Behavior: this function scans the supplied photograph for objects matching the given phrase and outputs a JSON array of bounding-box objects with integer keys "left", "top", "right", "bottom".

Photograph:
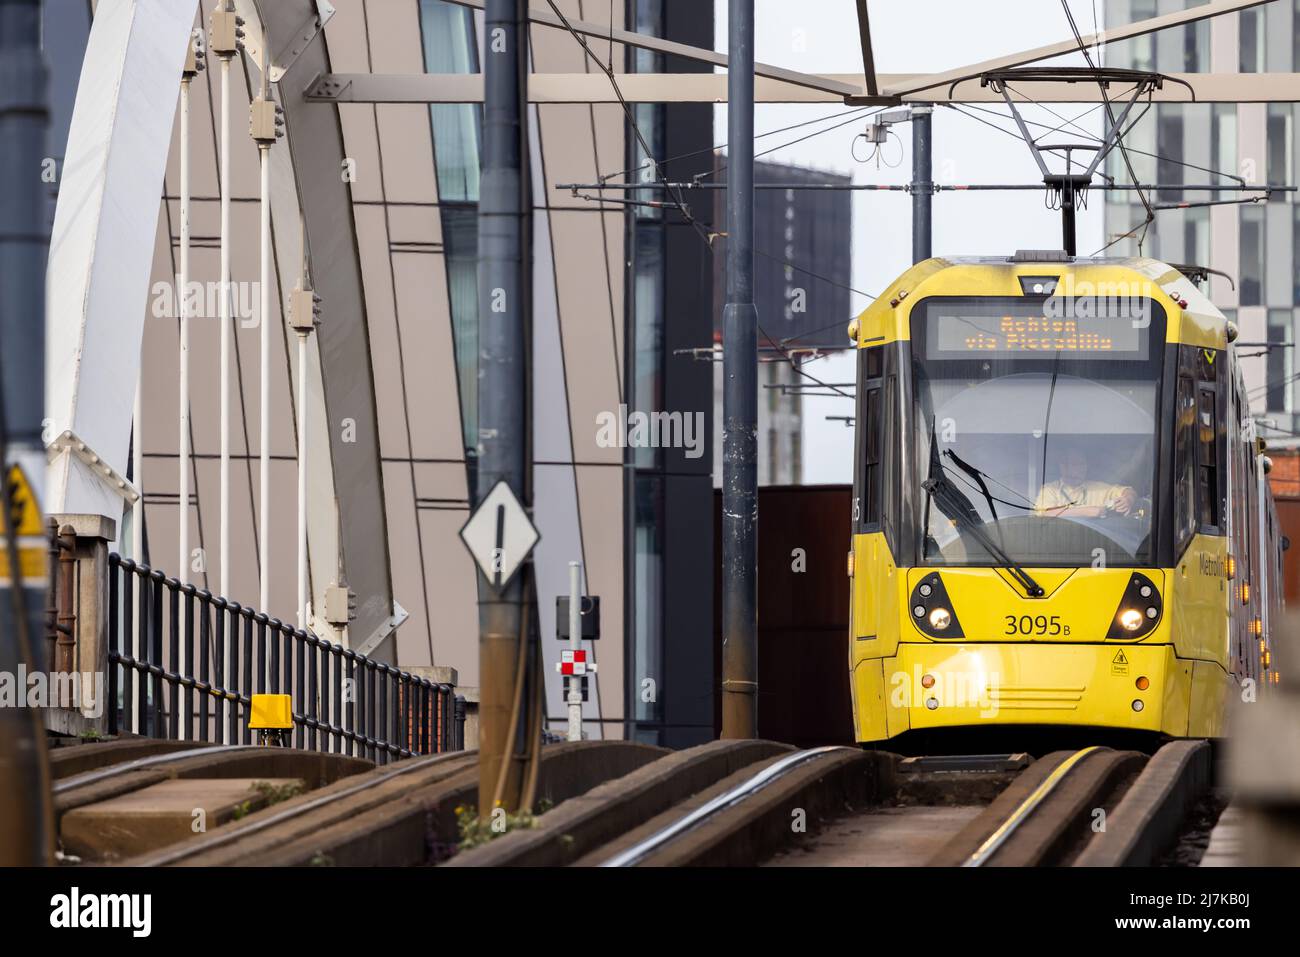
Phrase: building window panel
[
  {"left": 1267, "top": 310, "right": 1294, "bottom": 414},
  {"left": 443, "top": 207, "right": 480, "bottom": 456},
  {"left": 632, "top": 473, "right": 663, "bottom": 724},
  {"left": 1156, "top": 107, "right": 1185, "bottom": 203},
  {"left": 1241, "top": 205, "right": 1265, "bottom": 306},
  {"left": 1293, "top": 205, "right": 1300, "bottom": 303},
  {"left": 421, "top": 0, "right": 481, "bottom": 202},
  {"left": 420, "top": 1, "right": 483, "bottom": 461},
  {"left": 1184, "top": 206, "right": 1209, "bottom": 268},
  {"left": 1211, "top": 104, "right": 1237, "bottom": 183},
  {"left": 632, "top": 224, "right": 664, "bottom": 469},
  {"left": 1267, "top": 104, "right": 1293, "bottom": 200},
  {"left": 1241, "top": 7, "right": 1265, "bottom": 72}
]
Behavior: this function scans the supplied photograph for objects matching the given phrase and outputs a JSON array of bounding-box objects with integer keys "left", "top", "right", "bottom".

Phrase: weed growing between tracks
[
  {"left": 455, "top": 799, "right": 553, "bottom": 850},
  {"left": 232, "top": 781, "right": 306, "bottom": 821}
]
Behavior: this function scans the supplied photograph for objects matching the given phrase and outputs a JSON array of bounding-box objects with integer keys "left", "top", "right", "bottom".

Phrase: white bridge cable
[
  {"left": 219, "top": 52, "right": 232, "bottom": 600},
  {"left": 179, "top": 70, "right": 192, "bottom": 588},
  {"left": 257, "top": 59, "right": 272, "bottom": 613}
]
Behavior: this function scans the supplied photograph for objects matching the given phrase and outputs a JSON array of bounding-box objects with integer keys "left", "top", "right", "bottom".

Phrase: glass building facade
[
  {"left": 1104, "top": 1, "right": 1299, "bottom": 434},
  {"left": 420, "top": 0, "right": 482, "bottom": 467}
]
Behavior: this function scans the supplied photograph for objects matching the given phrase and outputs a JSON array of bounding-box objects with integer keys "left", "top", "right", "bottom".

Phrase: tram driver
[{"left": 1034, "top": 447, "right": 1137, "bottom": 518}]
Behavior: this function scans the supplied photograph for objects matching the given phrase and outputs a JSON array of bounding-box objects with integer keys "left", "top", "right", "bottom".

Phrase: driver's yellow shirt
[{"left": 1034, "top": 479, "right": 1132, "bottom": 513}]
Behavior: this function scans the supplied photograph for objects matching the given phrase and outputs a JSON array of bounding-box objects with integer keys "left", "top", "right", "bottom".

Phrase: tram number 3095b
[{"left": 1004, "top": 614, "right": 1071, "bottom": 637}]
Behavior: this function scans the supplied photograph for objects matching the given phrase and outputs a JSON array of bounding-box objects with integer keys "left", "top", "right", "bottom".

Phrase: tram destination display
[{"left": 924, "top": 300, "right": 1151, "bottom": 360}]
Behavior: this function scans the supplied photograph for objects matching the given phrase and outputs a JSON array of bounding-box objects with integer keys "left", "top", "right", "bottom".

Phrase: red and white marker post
[{"left": 557, "top": 561, "right": 597, "bottom": 741}]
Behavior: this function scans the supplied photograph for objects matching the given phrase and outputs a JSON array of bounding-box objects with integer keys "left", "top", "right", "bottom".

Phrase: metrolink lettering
[{"left": 1199, "top": 553, "right": 1226, "bottom": 578}]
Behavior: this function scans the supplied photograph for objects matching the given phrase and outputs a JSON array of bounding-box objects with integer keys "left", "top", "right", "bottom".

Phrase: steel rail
[
  {"left": 52, "top": 744, "right": 252, "bottom": 795},
  {"left": 600, "top": 746, "right": 851, "bottom": 867},
  {"left": 142, "top": 749, "right": 476, "bottom": 865},
  {"left": 962, "top": 746, "right": 1103, "bottom": 867}
]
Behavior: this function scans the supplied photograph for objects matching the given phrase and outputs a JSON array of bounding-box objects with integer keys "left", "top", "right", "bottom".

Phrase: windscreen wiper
[{"left": 922, "top": 470, "right": 1046, "bottom": 598}]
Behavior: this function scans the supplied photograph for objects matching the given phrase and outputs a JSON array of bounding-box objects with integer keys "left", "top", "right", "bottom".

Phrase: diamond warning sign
[
  {"left": 0, "top": 462, "right": 47, "bottom": 586},
  {"left": 1111, "top": 649, "right": 1130, "bottom": 676},
  {"left": 6, "top": 464, "right": 43, "bottom": 536}
]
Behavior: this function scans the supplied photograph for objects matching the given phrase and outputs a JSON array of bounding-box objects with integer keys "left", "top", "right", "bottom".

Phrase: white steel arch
[{"left": 45, "top": 0, "right": 398, "bottom": 653}]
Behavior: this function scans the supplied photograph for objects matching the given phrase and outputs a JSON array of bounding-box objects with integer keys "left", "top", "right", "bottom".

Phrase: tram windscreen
[{"left": 911, "top": 297, "right": 1164, "bottom": 568}]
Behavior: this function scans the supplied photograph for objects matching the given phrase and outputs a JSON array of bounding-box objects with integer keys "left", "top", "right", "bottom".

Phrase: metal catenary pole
[
  {"left": 477, "top": 0, "right": 533, "bottom": 812},
  {"left": 721, "top": 0, "right": 758, "bottom": 740},
  {"left": 0, "top": 0, "right": 56, "bottom": 865},
  {"left": 911, "top": 105, "right": 932, "bottom": 263}
]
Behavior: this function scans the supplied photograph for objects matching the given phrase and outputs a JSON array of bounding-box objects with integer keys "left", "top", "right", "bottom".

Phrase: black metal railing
[{"left": 107, "top": 555, "right": 463, "bottom": 763}]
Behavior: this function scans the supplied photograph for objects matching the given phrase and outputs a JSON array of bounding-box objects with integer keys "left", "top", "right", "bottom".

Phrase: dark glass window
[
  {"left": 911, "top": 298, "right": 1164, "bottom": 568},
  {"left": 421, "top": 0, "right": 481, "bottom": 202},
  {"left": 862, "top": 385, "right": 881, "bottom": 525},
  {"left": 1184, "top": 206, "right": 1209, "bottom": 269},
  {"left": 632, "top": 225, "right": 664, "bottom": 469},
  {"left": 1211, "top": 104, "right": 1237, "bottom": 182},
  {"left": 1157, "top": 109, "right": 1185, "bottom": 203},
  {"left": 1268, "top": 104, "right": 1292, "bottom": 201},
  {"left": 1294, "top": 207, "right": 1300, "bottom": 302},
  {"left": 1240, "top": 205, "right": 1265, "bottom": 306},
  {"left": 442, "top": 208, "right": 479, "bottom": 454},
  {"left": 420, "top": 0, "right": 482, "bottom": 459},
  {"left": 1241, "top": 7, "right": 1264, "bottom": 72},
  {"left": 1266, "top": 310, "right": 1294, "bottom": 414},
  {"left": 1197, "top": 387, "right": 1220, "bottom": 530},
  {"left": 632, "top": 474, "right": 663, "bottom": 725},
  {"left": 1174, "top": 373, "right": 1197, "bottom": 553}
]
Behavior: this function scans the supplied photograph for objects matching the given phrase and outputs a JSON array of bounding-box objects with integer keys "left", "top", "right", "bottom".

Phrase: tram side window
[
  {"left": 857, "top": 346, "right": 887, "bottom": 530},
  {"left": 1174, "top": 375, "right": 1197, "bottom": 553},
  {"left": 1197, "top": 387, "right": 1221, "bottom": 530},
  {"left": 882, "top": 373, "right": 898, "bottom": 543},
  {"left": 862, "top": 385, "right": 882, "bottom": 526}
]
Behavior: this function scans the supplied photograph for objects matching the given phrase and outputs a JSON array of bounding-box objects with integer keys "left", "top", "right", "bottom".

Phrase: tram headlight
[
  {"left": 1106, "top": 573, "right": 1162, "bottom": 639},
  {"left": 909, "top": 574, "right": 964, "bottom": 638},
  {"left": 1118, "top": 608, "right": 1143, "bottom": 631}
]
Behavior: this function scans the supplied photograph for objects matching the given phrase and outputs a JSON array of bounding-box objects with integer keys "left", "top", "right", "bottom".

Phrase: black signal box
[{"left": 556, "top": 596, "right": 600, "bottom": 640}]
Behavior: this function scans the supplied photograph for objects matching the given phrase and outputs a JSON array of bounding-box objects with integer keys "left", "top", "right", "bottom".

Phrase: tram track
[
  {"left": 52, "top": 739, "right": 666, "bottom": 866},
  {"left": 49, "top": 736, "right": 1215, "bottom": 867},
  {"left": 543, "top": 741, "right": 1208, "bottom": 868}
]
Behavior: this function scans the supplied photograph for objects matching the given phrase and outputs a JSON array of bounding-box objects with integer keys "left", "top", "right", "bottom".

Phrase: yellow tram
[{"left": 847, "top": 253, "right": 1284, "bottom": 744}]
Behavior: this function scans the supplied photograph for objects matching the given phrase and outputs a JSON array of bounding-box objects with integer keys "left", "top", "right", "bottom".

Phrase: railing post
[
  {"left": 45, "top": 514, "right": 116, "bottom": 737},
  {"left": 407, "top": 666, "right": 459, "bottom": 754},
  {"left": 55, "top": 526, "right": 76, "bottom": 675}
]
